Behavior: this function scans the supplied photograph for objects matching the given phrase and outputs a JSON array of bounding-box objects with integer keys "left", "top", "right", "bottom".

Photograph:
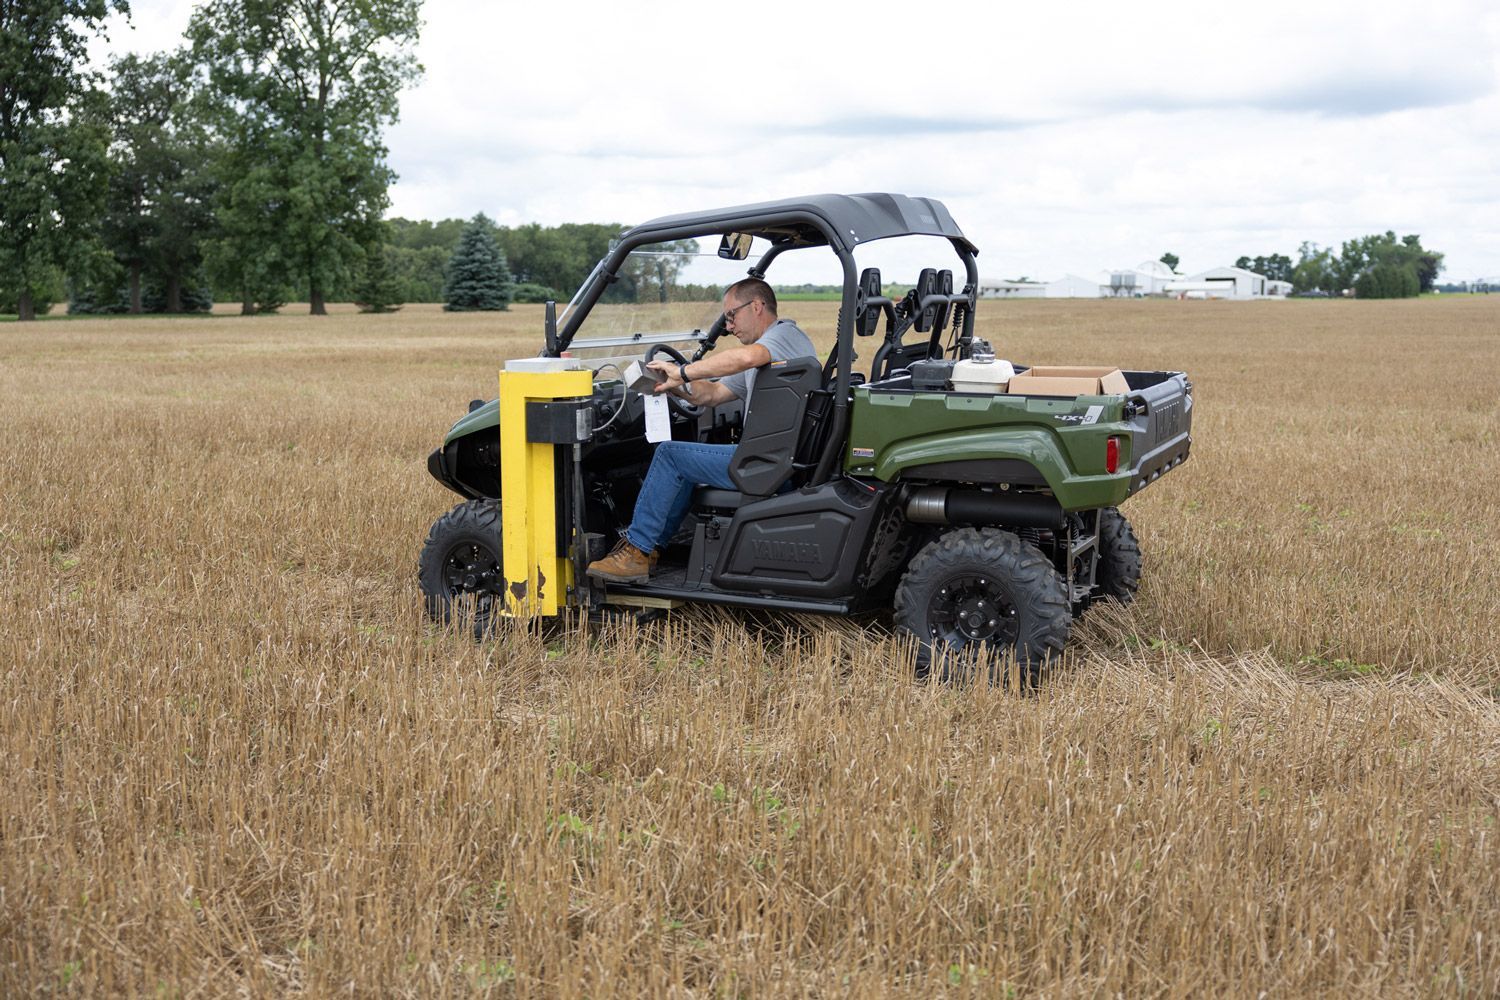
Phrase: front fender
[
  {"left": 444, "top": 398, "right": 500, "bottom": 446},
  {"left": 429, "top": 398, "right": 503, "bottom": 500}
]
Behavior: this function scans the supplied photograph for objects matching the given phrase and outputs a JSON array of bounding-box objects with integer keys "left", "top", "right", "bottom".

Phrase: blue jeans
[{"left": 625, "top": 441, "right": 737, "bottom": 553}]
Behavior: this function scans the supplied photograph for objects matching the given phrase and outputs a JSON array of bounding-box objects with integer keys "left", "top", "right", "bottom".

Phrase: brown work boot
[{"left": 586, "top": 537, "right": 653, "bottom": 583}]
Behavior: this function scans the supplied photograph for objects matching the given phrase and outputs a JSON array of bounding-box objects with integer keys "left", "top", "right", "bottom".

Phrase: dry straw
[{"left": 2, "top": 298, "right": 1497, "bottom": 995}]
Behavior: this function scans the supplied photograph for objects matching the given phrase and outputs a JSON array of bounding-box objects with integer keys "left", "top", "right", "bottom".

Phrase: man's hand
[{"left": 645, "top": 358, "right": 682, "bottom": 393}]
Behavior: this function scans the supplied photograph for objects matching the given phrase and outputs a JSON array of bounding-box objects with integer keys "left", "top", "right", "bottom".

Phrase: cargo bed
[{"left": 845, "top": 368, "right": 1193, "bottom": 509}]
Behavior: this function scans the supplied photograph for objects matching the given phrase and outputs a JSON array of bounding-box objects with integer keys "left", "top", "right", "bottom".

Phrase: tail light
[{"left": 1106, "top": 436, "right": 1120, "bottom": 473}]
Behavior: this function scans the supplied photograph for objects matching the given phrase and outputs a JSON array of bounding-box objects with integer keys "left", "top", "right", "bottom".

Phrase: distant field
[{"left": 2, "top": 299, "right": 1497, "bottom": 995}]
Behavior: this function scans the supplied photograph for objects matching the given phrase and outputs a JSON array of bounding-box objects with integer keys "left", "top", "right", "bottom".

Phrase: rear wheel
[
  {"left": 419, "top": 498, "right": 503, "bottom": 637},
  {"left": 894, "top": 527, "right": 1070, "bottom": 684},
  {"left": 1094, "top": 507, "right": 1142, "bottom": 603}
]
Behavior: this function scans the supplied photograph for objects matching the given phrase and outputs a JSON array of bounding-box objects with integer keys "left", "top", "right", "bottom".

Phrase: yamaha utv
[{"left": 420, "top": 193, "right": 1192, "bottom": 676}]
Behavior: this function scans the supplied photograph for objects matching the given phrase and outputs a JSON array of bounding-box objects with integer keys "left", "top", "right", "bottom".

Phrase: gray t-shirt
[{"left": 717, "top": 318, "right": 817, "bottom": 408}]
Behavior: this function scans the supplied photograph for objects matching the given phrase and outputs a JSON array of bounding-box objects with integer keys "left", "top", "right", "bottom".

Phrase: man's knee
[{"left": 649, "top": 440, "right": 687, "bottom": 472}]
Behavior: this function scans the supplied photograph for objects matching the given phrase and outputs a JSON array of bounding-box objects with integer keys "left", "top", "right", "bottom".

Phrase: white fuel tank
[{"left": 950, "top": 340, "right": 1015, "bottom": 393}]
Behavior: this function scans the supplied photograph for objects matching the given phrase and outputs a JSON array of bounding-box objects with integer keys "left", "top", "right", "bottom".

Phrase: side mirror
[
  {"left": 717, "top": 233, "right": 753, "bottom": 260},
  {"left": 544, "top": 300, "right": 559, "bottom": 355}
]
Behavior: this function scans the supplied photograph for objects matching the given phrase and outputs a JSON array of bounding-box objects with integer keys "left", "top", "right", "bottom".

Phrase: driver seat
[{"left": 692, "top": 355, "right": 823, "bottom": 511}]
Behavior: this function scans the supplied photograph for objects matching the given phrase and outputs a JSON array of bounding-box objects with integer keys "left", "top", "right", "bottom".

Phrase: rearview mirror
[{"left": 717, "top": 233, "right": 753, "bottom": 260}]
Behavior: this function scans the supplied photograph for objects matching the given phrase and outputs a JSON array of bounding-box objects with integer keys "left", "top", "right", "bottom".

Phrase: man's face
[{"left": 721, "top": 292, "right": 769, "bottom": 345}]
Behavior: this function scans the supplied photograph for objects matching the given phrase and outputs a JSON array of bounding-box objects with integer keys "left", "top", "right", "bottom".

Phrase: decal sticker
[
  {"left": 851, "top": 447, "right": 875, "bottom": 459},
  {"left": 1082, "top": 405, "right": 1103, "bottom": 425}
]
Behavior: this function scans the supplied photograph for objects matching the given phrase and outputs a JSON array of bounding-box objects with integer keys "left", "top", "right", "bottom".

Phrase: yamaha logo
[{"left": 751, "top": 539, "right": 822, "bottom": 565}]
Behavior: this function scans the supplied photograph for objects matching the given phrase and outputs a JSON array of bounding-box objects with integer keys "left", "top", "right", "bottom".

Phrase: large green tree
[
  {"left": 0, "top": 0, "right": 127, "bottom": 320},
  {"left": 1335, "top": 232, "right": 1442, "bottom": 298},
  {"left": 1291, "top": 241, "right": 1336, "bottom": 294},
  {"left": 189, "top": 0, "right": 422, "bottom": 315},
  {"left": 83, "top": 51, "right": 215, "bottom": 313}
]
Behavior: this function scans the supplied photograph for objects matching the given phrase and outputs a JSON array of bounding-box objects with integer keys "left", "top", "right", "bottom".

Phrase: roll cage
[{"left": 545, "top": 192, "right": 981, "bottom": 487}]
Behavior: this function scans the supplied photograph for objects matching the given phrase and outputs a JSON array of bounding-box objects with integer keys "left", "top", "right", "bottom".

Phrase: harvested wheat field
[{"left": 2, "top": 298, "right": 1498, "bottom": 996}]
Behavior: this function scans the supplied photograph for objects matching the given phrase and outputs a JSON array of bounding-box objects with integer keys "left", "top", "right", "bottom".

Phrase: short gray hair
[{"left": 725, "top": 277, "right": 777, "bottom": 316}]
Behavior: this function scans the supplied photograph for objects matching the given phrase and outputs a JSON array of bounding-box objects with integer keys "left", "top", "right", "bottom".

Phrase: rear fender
[{"left": 872, "top": 427, "right": 1133, "bottom": 510}]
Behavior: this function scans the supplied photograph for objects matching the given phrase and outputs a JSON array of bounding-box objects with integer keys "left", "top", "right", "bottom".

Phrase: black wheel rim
[
  {"left": 925, "top": 573, "right": 1018, "bottom": 652},
  {"left": 441, "top": 540, "right": 501, "bottom": 621}
]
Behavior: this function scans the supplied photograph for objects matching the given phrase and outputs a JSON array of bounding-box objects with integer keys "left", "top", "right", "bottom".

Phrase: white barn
[
  {"left": 978, "top": 279, "right": 1047, "bottom": 299},
  {"left": 1045, "top": 274, "right": 1106, "bottom": 298},
  {"left": 1165, "top": 266, "right": 1288, "bottom": 300}
]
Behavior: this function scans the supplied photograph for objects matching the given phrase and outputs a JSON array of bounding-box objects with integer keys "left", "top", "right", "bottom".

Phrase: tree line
[
  {"left": 1229, "top": 233, "right": 1444, "bottom": 298},
  {"left": 387, "top": 217, "right": 705, "bottom": 308}
]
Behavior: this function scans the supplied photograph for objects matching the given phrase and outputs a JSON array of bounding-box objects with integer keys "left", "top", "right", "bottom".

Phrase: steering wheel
[{"left": 643, "top": 343, "right": 703, "bottom": 419}]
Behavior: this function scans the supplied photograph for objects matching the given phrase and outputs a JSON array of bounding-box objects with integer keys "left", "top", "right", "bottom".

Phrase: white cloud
[{"left": 96, "top": 0, "right": 1500, "bottom": 281}]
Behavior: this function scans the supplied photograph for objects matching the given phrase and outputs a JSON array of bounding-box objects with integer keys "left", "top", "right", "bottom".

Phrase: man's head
[{"left": 721, "top": 277, "right": 778, "bottom": 344}]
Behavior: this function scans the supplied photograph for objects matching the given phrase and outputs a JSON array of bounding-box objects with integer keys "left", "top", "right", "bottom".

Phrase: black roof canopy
[{"left": 624, "top": 192, "right": 976, "bottom": 255}]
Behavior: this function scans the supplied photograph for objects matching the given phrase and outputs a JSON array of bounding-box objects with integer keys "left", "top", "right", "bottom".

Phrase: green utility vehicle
[{"left": 420, "top": 193, "right": 1192, "bottom": 676}]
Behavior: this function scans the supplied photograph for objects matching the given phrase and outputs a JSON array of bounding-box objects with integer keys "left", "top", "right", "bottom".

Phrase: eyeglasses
[{"left": 722, "top": 299, "right": 756, "bottom": 324}]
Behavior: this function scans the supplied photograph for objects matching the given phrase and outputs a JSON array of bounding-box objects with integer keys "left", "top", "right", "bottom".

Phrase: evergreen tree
[
  {"left": 444, "top": 214, "right": 513, "bottom": 311},
  {"left": 354, "top": 233, "right": 402, "bottom": 313}
]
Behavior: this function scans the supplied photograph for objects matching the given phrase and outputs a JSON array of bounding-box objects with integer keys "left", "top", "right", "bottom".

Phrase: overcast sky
[{"left": 97, "top": 1, "right": 1500, "bottom": 284}]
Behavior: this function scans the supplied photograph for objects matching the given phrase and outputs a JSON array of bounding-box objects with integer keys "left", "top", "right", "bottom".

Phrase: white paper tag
[
  {"left": 643, "top": 393, "right": 672, "bottom": 442},
  {"left": 1081, "top": 404, "right": 1103, "bottom": 425}
]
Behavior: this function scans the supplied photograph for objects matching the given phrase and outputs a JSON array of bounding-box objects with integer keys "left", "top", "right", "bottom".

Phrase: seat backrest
[{"left": 729, "top": 356, "right": 823, "bottom": 498}]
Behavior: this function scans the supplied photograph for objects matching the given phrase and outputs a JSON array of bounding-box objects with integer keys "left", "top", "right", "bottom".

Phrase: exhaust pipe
[{"left": 905, "top": 487, "right": 1064, "bottom": 529}]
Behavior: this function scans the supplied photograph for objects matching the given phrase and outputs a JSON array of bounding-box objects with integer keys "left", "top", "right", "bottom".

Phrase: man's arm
[
  {"left": 665, "top": 378, "right": 734, "bottom": 407},
  {"left": 647, "top": 343, "right": 771, "bottom": 403}
]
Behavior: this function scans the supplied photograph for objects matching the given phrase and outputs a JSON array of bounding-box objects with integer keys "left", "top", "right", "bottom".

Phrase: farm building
[
  {"left": 980, "top": 261, "right": 1285, "bottom": 301},
  {"left": 978, "top": 278, "right": 1047, "bottom": 299},
  {"left": 1165, "top": 266, "right": 1288, "bottom": 300},
  {"left": 1045, "top": 274, "right": 1107, "bottom": 298},
  {"left": 1103, "top": 260, "right": 1178, "bottom": 297}
]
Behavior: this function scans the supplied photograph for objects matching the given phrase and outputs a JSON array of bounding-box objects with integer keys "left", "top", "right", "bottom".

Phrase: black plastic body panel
[
  {"left": 902, "top": 458, "right": 1049, "bottom": 486},
  {"left": 710, "top": 478, "right": 891, "bottom": 597}
]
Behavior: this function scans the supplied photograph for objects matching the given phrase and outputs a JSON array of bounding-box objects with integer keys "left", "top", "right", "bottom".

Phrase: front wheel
[
  {"left": 894, "top": 527, "right": 1070, "bottom": 684},
  {"left": 419, "top": 498, "right": 503, "bottom": 636}
]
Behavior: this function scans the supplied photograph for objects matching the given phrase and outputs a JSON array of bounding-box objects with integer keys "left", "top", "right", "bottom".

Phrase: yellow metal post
[{"left": 497, "top": 368, "right": 592, "bottom": 617}]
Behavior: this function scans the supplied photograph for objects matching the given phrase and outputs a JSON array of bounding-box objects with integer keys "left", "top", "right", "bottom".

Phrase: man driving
[{"left": 586, "top": 277, "right": 816, "bottom": 583}]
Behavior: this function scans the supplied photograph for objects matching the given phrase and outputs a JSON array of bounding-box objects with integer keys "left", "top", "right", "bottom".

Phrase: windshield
[{"left": 561, "top": 238, "right": 777, "bottom": 364}]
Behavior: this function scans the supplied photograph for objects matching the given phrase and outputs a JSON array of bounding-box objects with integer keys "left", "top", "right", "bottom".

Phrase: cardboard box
[{"left": 1006, "top": 365, "right": 1130, "bottom": 397}]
